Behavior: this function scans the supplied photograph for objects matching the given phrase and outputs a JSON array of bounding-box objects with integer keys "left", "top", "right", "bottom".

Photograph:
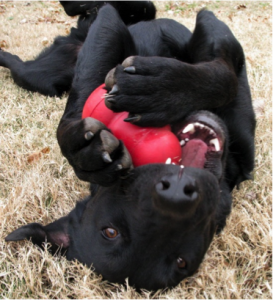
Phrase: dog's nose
[{"left": 153, "top": 172, "right": 200, "bottom": 218}]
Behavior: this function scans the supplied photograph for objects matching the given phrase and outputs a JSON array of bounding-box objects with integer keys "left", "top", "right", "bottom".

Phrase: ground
[{"left": 0, "top": 1, "right": 272, "bottom": 299}]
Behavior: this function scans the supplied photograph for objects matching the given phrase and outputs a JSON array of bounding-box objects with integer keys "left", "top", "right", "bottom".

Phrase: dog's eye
[
  {"left": 102, "top": 228, "right": 119, "bottom": 239},
  {"left": 177, "top": 257, "right": 187, "bottom": 269}
]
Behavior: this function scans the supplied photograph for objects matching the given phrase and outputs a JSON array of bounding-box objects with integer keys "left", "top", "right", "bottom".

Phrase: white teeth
[
  {"left": 182, "top": 123, "right": 195, "bottom": 134},
  {"left": 180, "top": 140, "right": 186, "bottom": 146},
  {"left": 165, "top": 158, "right": 172, "bottom": 164},
  {"left": 182, "top": 122, "right": 215, "bottom": 135},
  {"left": 209, "top": 138, "right": 220, "bottom": 151},
  {"left": 180, "top": 122, "right": 220, "bottom": 151},
  {"left": 195, "top": 122, "right": 204, "bottom": 128}
]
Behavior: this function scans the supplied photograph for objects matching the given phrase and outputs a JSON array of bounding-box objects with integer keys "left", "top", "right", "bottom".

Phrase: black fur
[
  {"left": 5, "top": 3, "right": 255, "bottom": 291},
  {"left": 0, "top": 1, "right": 156, "bottom": 96}
]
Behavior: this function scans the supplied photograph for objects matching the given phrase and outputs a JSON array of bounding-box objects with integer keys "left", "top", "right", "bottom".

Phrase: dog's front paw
[
  {"left": 104, "top": 56, "right": 181, "bottom": 127},
  {"left": 58, "top": 117, "right": 133, "bottom": 186}
]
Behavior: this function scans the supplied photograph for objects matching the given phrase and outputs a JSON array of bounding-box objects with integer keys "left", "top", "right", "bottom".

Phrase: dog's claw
[
  {"left": 105, "top": 95, "right": 116, "bottom": 109},
  {"left": 124, "top": 66, "right": 136, "bottom": 74},
  {"left": 105, "top": 96, "right": 116, "bottom": 104},
  {"left": 102, "top": 151, "right": 112, "bottom": 163},
  {"left": 116, "top": 164, "right": 123, "bottom": 170},
  {"left": 109, "top": 84, "right": 119, "bottom": 95},
  {"left": 100, "top": 130, "right": 120, "bottom": 153},
  {"left": 124, "top": 114, "right": 141, "bottom": 123},
  {"left": 99, "top": 130, "right": 132, "bottom": 171},
  {"left": 120, "top": 145, "right": 133, "bottom": 169},
  {"left": 83, "top": 117, "right": 106, "bottom": 134},
  {"left": 85, "top": 131, "right": 94, "bottom": 141},
  {"left": 105, "top": 67, "right": 116, "bottom": 89},
  {"left": 121, "top": 56, "right": 134, "bottom": 68}
]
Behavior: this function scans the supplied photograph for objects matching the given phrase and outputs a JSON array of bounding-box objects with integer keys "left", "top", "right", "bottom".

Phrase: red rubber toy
[{"left": 82, "top": 84, "right": 182, "bottom": 167}]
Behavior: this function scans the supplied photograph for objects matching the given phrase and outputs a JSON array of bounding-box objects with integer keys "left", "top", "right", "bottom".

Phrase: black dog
[{"left": 5, "top": 3, "right": 255, "bottom": 291}]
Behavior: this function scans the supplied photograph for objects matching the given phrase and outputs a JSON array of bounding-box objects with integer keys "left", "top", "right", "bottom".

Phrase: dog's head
[{"left": 5, "top": 111, "right": 231, "bottom": 290}]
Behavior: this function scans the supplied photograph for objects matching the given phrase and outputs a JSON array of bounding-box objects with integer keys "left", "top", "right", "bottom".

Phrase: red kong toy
[{"left": 82, "top": 84, "right": 182, "bottom": 167}]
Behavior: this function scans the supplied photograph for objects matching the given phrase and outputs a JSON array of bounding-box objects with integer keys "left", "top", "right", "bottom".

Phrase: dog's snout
[
  {"left": 157, "top": 178, "right": 197, "bottom": 200},
  {"left": 154, "top": 173, "right": 200, "bottom": 218},
  {"left": 156, "top": 173, "right": 198, "bottom": 201}
]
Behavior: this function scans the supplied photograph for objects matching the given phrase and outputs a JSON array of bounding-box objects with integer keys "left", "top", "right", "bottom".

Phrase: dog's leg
[
  {"left": 0, "top": 30, "right": 83, "bottom": 97},
  {"left": 103, "top": 10, "right": 250, "bottom": 127},
  {"left": 105, "top": 55, "right": 238, "bottom": 127},
  {"left": 57, "top": 4, "right": 136, "bottom": 185}
]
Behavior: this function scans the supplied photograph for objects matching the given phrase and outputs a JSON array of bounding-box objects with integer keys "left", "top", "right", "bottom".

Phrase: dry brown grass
[{"left": 0, "top": 1, "right": 272, "bottom": 299}]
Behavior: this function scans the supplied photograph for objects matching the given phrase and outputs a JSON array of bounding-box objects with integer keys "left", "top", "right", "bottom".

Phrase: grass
[{"left": 0, "top": 1, "right": 272, "bottom": 299}]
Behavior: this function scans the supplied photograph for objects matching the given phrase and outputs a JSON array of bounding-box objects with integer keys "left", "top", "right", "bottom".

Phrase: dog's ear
[{"left": 5, "top": 215, "right": 70, "bottom": 253}]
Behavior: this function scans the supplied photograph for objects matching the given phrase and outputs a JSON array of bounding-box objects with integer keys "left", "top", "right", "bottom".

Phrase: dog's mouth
[{"left": 170, "top": 112, "right": 225, "bottom": 169}]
